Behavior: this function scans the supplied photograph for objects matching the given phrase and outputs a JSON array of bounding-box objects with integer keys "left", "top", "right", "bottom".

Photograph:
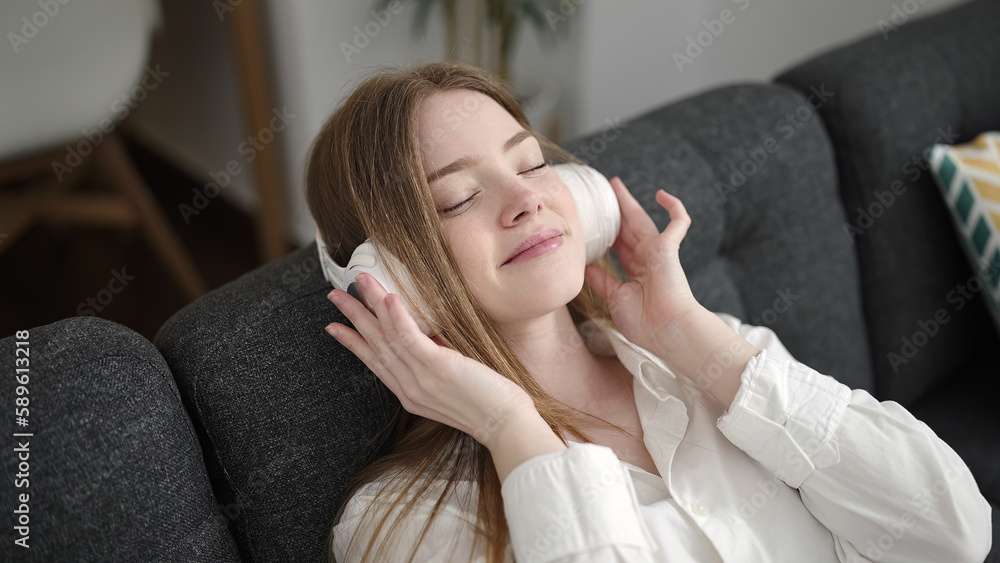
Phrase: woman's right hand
[{"left": 324, "top": 272, "right": 537, "bottom": 449}]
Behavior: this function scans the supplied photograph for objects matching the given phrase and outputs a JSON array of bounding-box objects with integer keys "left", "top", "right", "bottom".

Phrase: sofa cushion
[
  {"left": 907, "top": 346, "right": 1000, "bottom": 505},
  {"left": 929, "top": 131, "right": 1000, "bottom": 333},
  {"left": 0, "top": 316, "right": 240, "bottom": 562},
  {"left": 908, "top": 346, "right": 1000, "bottom": 563},
  {"left": 775, "top": 0, "right": 1000, "bottom": 405},
  {"left": 566, "top": 83, "right": 873, "bottom": 392},
  {"left": 154, "top": 244, "right": 397, "bottom": 563}
]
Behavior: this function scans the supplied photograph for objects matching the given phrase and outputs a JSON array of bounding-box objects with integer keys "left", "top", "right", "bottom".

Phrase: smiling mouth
[{"left": 502, "top": 229, "right": 563, "bottom": 266}]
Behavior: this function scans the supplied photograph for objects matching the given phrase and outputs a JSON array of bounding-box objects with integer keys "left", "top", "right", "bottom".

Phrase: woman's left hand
[{"left": 584, "top": 177, "right": 703, "bottom": 354}]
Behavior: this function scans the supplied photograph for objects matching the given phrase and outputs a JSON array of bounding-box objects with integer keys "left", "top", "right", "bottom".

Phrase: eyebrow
[{"left": 425, "top": 129, "right": 533, "bottom": 183}]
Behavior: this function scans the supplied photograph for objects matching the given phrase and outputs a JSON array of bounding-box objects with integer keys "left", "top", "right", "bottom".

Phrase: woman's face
[{"left": 417, "top": 89, "right": 587, "bottom": 330}]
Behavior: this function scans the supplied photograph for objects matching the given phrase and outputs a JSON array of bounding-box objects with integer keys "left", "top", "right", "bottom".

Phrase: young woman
[{"left": 308, "top": 62, "right": 991, "bottom": 562}]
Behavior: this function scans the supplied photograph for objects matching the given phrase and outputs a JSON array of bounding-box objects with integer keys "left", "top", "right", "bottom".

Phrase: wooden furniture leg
[
  {"left": 96, "top": 134, "right": 208, "bottom": 300},
  {"left": 229, "top": 0, "right": 289, "bottom": 264}
]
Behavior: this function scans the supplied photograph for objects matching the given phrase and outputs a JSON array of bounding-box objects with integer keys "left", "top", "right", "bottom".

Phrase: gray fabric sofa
[{"left": 2, "top": 0, "right": 996, "bottom": 560}]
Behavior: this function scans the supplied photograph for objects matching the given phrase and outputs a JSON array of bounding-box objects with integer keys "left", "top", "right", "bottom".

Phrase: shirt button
[{"left": 691, "top": 501, "right": 711, "bottom": 516}]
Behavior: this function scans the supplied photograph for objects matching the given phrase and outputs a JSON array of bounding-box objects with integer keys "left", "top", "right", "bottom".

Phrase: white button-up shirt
[{"left": 332, "top": 313, "right": 992, "bottom": 562}]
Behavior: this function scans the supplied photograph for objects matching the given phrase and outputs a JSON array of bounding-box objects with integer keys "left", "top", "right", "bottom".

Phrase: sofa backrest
[
  {"left": 567, "top": 83, "right": 873, "bottom": 391},
  {"left": 154, "top": 81, "right": 871, "bottom": 562},
  {"left": 775, "top": 0, "right": 1000, "bottom": 405}
]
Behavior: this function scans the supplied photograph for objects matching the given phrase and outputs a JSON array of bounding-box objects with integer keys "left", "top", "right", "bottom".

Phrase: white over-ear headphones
[{"left": 316, "top": 162, "right": 621, "bottom": 334}]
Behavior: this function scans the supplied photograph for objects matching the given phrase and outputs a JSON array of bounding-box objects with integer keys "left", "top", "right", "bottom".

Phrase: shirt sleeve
[
  {"left": 714, "top": 314, "right": 993, "bottom": 563},
  {"left": 334, "top": 447, "right": 661, "bottom": 563},
  {"left": 500, "top": 443, "right": 661, "bottom": 562}
]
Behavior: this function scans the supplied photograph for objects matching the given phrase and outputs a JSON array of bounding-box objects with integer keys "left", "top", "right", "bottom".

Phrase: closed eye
[
  {"left": 522, "top": 162, "right": 548, "bottom": 175},
  {"left": 442, "top": 195, "right": 473, "bottom": 214},
  {"left": 440, "top": 162, "right": 547, "bottom": 215}
]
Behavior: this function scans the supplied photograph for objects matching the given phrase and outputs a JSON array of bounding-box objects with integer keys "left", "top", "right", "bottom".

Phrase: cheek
[
  {"left": 442, "top": 223, "right": 493, "bottom": 285},
  {"left": 554, "top": 193, "right": 585, "bottom": 247}
]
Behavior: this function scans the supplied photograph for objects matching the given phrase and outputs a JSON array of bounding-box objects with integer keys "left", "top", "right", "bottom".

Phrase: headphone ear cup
[
  {"left": 552, "top": 163, "right": 621, "bottom": 263},
  {"left": 316, "top": 235, "right": 433, "bottom": 335}
]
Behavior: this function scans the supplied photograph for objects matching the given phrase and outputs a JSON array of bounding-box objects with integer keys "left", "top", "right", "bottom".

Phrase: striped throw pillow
[{"left": 929, "top": 131, "right": 1000, "bottom": 333}]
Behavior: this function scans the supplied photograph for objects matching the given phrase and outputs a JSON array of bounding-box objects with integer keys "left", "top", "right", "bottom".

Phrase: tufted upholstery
[
  {"left": 776, "top": 0, "right": 1000, "bottom": 404},
  {"left": 568, "top": 83, "right": 873, "bottom": 391}
]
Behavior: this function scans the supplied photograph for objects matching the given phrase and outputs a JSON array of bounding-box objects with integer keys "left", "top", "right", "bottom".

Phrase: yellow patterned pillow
[{"left": 929, "top": 132, "right": 1000, "bottom": 332}]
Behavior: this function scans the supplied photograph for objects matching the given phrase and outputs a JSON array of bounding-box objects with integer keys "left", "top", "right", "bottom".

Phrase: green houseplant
[
  {"left": 383, "top": 0, "right": 572, "bottom": 139},
  {"left": 383, "top": 0, "right": 569, "bottom": 84}
]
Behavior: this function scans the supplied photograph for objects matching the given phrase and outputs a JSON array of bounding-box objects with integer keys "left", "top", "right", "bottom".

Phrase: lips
[{"left": 502, "top": 228, "right": 562, "bottom": 266}]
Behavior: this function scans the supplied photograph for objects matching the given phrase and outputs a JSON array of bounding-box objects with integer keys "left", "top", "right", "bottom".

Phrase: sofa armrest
[{"left": 0, "top": 316, "right": 240, "bottom": 562}]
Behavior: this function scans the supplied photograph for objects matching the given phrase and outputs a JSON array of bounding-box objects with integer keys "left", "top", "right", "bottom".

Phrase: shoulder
[
  {"left": 339, "top": 471, "right": 480, "bottom": 525},
  {"left": 332, "top": 474, "right": 486, "bottom": 561}
]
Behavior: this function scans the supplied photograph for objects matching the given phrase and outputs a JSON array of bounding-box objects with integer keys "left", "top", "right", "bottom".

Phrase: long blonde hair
[{"left": 306, "top": 61, "right": 632, "bottom": 563}]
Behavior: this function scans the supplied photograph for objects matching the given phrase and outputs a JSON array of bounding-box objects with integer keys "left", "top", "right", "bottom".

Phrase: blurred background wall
[{"left": 129, "top": 0, "right": 964, "bottom": 247}]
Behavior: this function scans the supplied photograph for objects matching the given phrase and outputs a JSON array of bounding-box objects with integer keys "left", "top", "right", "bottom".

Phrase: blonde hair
[{"left": 306, "top": 61, "right": 631, "bottom": 563}]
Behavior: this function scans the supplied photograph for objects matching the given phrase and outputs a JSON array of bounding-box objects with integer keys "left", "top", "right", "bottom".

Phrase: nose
[{"left": 500, "top": 180, "right": 542, "bottom": 227}]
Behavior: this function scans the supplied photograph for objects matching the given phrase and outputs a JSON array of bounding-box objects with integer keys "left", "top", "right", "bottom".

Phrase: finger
[
  {"left": 611, "top": 237, "right": 638, "bottom": 279},
  {"left": 357, "top": 275, "right": 428, "bottom": 368},
  {"left": 655, "top": 189, "right": 692, "bottom": 246},
  {"left": 328, "top": 288, "right": 382, "bottom": 341},
  {"left": 376, "top": 296, "right": 468, "bottom": 429},
  {"left": 380, "top": 293, "right": 427, "bottom": 365},
  {"left": 325, "top": 321, "right": 402, "bottom": 391},
  {"left": 324, "top": 322, "right": 377, "bottom": 370},
  {"left": 608, "top": 177, "right": 641, "bottom": 252},
  {"left": 610, "top": 177, "right": 659, "bottom": 248},
  {"left": 584, "top": 264, "right": 618, "bottom": 305},
  {"left": 385, "top": 295, "right": 467, "bottom": 378},
  {"left": 357, "top": 272, "right": 392, "bottom": 322},
  {"left": 329, "top": 286, "right": 401, "bottom": 375}
]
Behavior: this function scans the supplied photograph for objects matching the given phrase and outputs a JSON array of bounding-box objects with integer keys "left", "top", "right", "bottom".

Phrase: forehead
[{"left": 417, "top": 89, "right": 522, "bottom": 163}]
